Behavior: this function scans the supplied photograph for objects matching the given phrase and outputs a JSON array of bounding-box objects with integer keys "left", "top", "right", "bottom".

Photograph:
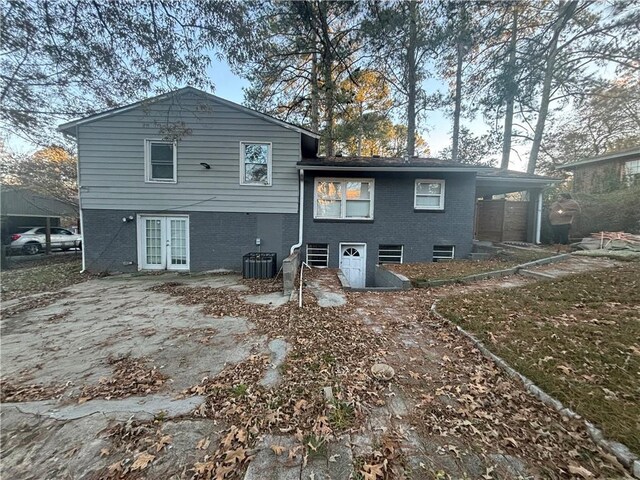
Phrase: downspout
[
  {"left": 290, "top": 168, "right": 304, "bottom": 255},
  {"left": 76, "top": 125, "right": 86, "bottom": 272},
  {"left": 535, "top": 191, "right": 543, "bottom": 245}
]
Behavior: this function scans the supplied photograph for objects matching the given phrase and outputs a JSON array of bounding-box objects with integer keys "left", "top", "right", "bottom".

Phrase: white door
[
  {"left": 339, "top": 243, "right": 366, "bottom": 288},
  {"left": 139, "top": 216, "right": 189, "bottom": 271}
]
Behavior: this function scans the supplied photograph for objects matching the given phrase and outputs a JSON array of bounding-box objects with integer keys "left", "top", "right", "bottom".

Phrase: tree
[
  {"left": 242, "top": 1, "right": 361, "bottom": 156},
  {"left": 363, "top": 1, "right": 438, "bottom": 157},
  {"left": 525, "top": 1, "right": 639, "bottom": 173},
  {"left": 0, "top": 145, "right": 78, "bottom": 205},
  {"left": 334, "top": 70, "right": 394, "bottom": 156},
  {"left": 437, "top": 126, "right": 500, "bottom": 166},
  {"left": 0, "top": 0, "right": 258, "bottom": 145},
  {"left": 541, "top": 78, "right": 640, "bottom": 171}
]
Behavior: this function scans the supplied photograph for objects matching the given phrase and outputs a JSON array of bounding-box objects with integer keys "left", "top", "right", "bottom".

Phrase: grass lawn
[
  {"left": 1, "top": 257, "right": 90, "bottom": 301},
  {"left": 437, "top": 263, "right": 640, "bottom": 455},
  {"left": 389, "top": 246, "right": 556, "bottom": 283}
]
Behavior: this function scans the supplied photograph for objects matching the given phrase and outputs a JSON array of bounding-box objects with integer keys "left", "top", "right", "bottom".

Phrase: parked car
[{"left": 8, "top": 227, "right": 82, "bottom": 255}]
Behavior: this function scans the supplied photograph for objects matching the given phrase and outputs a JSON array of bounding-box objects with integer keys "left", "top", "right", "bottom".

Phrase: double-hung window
[
  {"left": 414, "top": 179, "right": 445, "bottom": 210},
  {"left": 145, "top": 139, "right": 177, "bottom": 183},
  {"left": 314, "top": 178, "right": 374, "bottom": 220},
  {"left": 625, "top": 159, "right": 640, "bottom": 184},
  {"left": 240, "top": 142, "right": 272, "bottom": 186}
]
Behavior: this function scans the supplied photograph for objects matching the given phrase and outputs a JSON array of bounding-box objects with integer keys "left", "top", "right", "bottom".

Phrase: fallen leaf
[
  {"left": 568, "top": 464, "right": 594, "bottom": 478},
  {"left": 196, "top": 437, "right": 211, "bottom": 450},
  {"left": 155, "top": 434, "right": 172, "bottom": 452},
  {"left": 99, "top": 448, "right": 110, "bottom": 457},
  {"left": 224, "top": 447, "right": 246, "bottom": 464},
  {"left": 271, "top": 444, "right": 285, "bottom": 456},
  {"left": 107, "top": 460, "right": 122, "bottom": 474},
  {"left": 131, "top": 452, "right": 155, "bottom": 470}
]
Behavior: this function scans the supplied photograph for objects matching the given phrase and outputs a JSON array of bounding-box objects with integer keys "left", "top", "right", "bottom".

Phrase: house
[
  {"left": 0, "top": 185, "right": 78, "bottom": 243},
  {"left": 555, "top": 147, "right": 640, "bottom": 193},
  {"left": 59, "top": 87, "right": 556, "bottom": 287}
]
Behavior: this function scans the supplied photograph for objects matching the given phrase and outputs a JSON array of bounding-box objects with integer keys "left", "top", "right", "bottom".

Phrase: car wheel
[{"left": 22, "top": 243, "right": 41, "bottom": 255}]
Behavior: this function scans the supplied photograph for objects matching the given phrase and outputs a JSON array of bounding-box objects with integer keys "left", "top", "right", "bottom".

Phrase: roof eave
[{"left": 297, "top": 164, "right": 487, "bottom": 173}]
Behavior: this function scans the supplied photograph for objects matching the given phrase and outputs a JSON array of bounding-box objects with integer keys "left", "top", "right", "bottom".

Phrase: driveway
[{"left": 0, "top": 259, "right": 629, "bottom": 479}]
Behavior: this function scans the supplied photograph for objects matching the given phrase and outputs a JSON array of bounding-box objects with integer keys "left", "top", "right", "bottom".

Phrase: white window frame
[
  {"left": 313, "top": 178, "right": 375, "bottom": 220},
  {"left": 433, "top": 245, "right": 455, "bottom": 261},
  {"left": 378, "top": 245, "right": 403, "bottom": 264},
  {"left": 239, "top": 141, "right": 272, "bottom": 186},
  {"left": 625, "top": 159, "right": 640, "bottom": 177},
  {"left": 144, "top": 139, "right": 177, "bottom": 183},
  {"left": 306, "top": 243, "right": 329, "bottom": 267},
  {"left": 414, "top": 179, "right": 445, "bottom": 210}
]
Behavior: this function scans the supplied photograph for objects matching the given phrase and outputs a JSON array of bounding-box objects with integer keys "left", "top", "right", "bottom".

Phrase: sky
[{"left": 204, "top": 58, "right": 522, "bottom": 170}]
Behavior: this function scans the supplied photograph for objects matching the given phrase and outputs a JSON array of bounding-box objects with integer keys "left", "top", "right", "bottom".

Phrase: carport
[
  {"left": 475, "top": 169, "right": 561, "bottom": 244},
  {"left": 0, "top": 185, "right": 78, "bottom": 244}
]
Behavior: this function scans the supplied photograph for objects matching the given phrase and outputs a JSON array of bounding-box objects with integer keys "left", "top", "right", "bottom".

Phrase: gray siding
[
  {"left": 77, "top": 91, "right": 301, "bottom": 213},
  {"left": 302, "top": 171, "right": 476, "bottom": 285},
  {"left": 82, "top": 209, "right": 298, "bottom": 273}
]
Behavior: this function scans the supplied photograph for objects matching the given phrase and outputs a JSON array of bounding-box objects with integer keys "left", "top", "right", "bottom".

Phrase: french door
[{"left": 138, "top": 216, "right": 189, "bottom": 271}]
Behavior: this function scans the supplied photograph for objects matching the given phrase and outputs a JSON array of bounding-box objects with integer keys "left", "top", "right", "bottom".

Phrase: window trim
[
  {"left": 625, "top": 159, "right": 640, "bottom": 176},
  {"left": 306, "top": 243, "right": 329, "bottom": 267},
  {"left": 414, "top": 179, "right": 445, "bottom": 210},
  {"left": 144, "top": 139, "right": 177, "bottom": 184},
  {"left": 239, "top": 141, "right": 273, "bottom": 186},
  {"left": 313, "top": 177, "right": 375, "bottom": 220},
  {"left": 433, "top": 245, "right": 455, "bottom": 261}
]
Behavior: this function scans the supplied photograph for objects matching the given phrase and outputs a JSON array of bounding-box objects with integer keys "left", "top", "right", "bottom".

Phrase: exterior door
[
  {"left": 339, "top": 243, "right": 366, "bottom": 288},
  {"left": 139, "top": 216, "right": 189, "bottom": 271}
]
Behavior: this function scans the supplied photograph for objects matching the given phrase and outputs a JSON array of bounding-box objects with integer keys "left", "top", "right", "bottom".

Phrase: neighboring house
[
  {"left": 59, "top": 87, "right": 556, "bottom": 287},
  {"left": 0, "top": 185, "right": 78, "bottom": 243},
  {"left": 555, "top": 147, "right": 640, "bottom": 193}
]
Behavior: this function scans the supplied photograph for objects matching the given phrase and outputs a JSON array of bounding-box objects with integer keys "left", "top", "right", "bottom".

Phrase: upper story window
[
  {"left": 240, "top": 142, "right": 272, "bottom": 186},
  {"left": 414, "top": 179, "right": 445, "bottom": 210},
  {"left": 145, "top": 139, "right": 177, "bottom": 183},
  {"left": 314, "top": 178, "right": 374, "bottom": 220}
]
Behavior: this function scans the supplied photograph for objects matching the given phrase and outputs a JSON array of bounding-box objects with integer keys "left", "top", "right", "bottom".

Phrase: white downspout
[
  {"left": 76, "top": 125, "right": 86, "bottom": 272},
  {"left": 290, "top": 168, "right": 304, "bottom": 255},
  {"left": 535, "top": 191, "right": 543, "bottom": 245}
]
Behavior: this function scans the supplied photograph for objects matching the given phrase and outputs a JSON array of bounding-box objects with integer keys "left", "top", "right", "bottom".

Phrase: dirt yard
[{"left": 0, "top": 257, "right": 635, "bottom": 479}]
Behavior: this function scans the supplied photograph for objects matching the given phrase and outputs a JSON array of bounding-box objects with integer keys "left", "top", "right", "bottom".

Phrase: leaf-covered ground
[
  {"left": 389, "top": 247, "right": 556, "bottom": 283},
  {"left": 1, "top": 256, "right": 92, "bottom": 301},
  {"left": 437, "top": 263, "right": 640, "bottom": 456}
]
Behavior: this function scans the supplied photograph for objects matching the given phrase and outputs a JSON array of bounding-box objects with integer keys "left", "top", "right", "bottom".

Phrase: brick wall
[
  {"left": 82, "top": 209, "right": 298, "bottom": 273},
  {"left": 302, "top": 171, "right": 477, "bottom": 285}
]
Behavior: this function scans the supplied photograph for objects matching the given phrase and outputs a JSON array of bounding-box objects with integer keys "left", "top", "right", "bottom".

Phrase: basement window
[
  {"left": 378, "top": 245, "right": 403, "bottom": 264},
  {"left": 433, "top": 245, "right": 454, "bottom": 261},
  {"left": 306, "top": 243, "right": 329, "bottom": 267}
]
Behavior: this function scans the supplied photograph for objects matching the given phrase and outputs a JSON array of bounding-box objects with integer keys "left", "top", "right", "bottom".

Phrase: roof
[
  {"left": 555, "top": 147, "right": 640, "bottom": 170},
  {"left": 298, "top": 156, "right": 490, "bottom": 172},
  {"left": 476, "top": 168, "right": 561, "bottom": 196},
  {"left": 1, "top": 185, "right": 78, "bottom": 217},
  {"left": 58, "top": 86, "right": 320, "bottom": 139}
]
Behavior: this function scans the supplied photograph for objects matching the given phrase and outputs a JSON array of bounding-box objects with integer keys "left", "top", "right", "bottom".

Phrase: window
[
  {"left": 433, "top": 245, "right": 455, "bottom": 261},
  {"left": 145, "top": 139, "right": 176, "bottom": 182},
  {"left": 624, "top": 160, "right": 640, "bottom": 184},
  {"left": 314, "top": 178, "right": 374, "bottom": 220},
  {"left": 240, "top": 142, "right": 271, "bottom": 185},
  {"left": 306, "top": 243, "right": 329, "bottom": 267},
  {"left": 51, "top": 228, "right": 73, "bottom": 235},
  {"left": 378, "top": 245, "right": 403, "bottom": 264},
  {"left": 415, "top": 179, "right": 445, "bottom": 210}
]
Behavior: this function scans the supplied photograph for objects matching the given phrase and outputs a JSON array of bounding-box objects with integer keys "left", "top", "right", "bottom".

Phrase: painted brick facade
[
  {"left": 302, "top": 171, "right": 477, "bottom": 285},
  {"left": 82, "top": 209, "right": 298, "bottom": 273}
]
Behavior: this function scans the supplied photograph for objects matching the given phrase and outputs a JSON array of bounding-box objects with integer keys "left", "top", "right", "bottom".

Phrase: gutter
[
  {"left": 297, "top": 165, "right": 487, "bottom": 173},
  {"left": 289, "top": 168, "right": 304, "bottom": 255},
  {"left": 76, "top": 124, "right": 86, "bottom": 272}
]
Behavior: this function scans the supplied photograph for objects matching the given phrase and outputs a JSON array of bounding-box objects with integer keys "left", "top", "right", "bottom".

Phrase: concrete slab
[
  {"left": 6, "top": 394, "right": 206, "bottom": 421},
  {"left": 260, "top": 338, "right": 290, "bottom": 387},
  {"left": 307, "top": 281, "right": 346, "bottom": 307},
  {"left": 243, "top": 435, "right": 302, "bottom": 480},
  {"left": 244, "top": 292, "right": 290, "bottom": 308}
]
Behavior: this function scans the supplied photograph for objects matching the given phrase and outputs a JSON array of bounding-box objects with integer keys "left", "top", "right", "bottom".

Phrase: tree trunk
[
  {"left": 451, "top": 41, "right": 464, "bottom": 162},
  {"left": 501, "top": 6, "right": 518, "bottom": 170},
  {"left": 406, "top": 1, "right": 418, "bottom": 157},
  {"left": 527, "top": 1, "right": 578, "bottom": 174},
  {"left": 317, "top": 3, "right": 335, "bottom": 157},
  {"left": 310, "top": 48, "right": 320, "bottom": 132}
]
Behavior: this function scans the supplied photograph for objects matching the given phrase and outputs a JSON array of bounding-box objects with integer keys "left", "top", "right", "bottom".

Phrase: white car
[{"left": 8, "top": 227, "right": 82, "bottom": 255}]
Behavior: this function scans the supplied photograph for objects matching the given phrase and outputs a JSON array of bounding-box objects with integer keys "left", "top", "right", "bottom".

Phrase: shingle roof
[{"left": 555, "top": 147, "right": 640, "bottom": 170}]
